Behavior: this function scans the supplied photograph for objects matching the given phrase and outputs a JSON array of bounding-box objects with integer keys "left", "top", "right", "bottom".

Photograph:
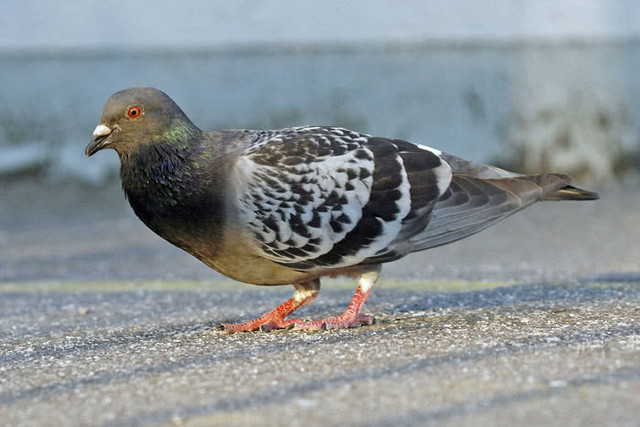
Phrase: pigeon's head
[{"left": 86, "top": 87, "right": 198, "bottom": 158}]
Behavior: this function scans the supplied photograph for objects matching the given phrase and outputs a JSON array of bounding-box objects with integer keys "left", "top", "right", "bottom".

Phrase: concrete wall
[
  {"left": 3, "top": 0, "right": 640, "bottom": 50},
  {"left": 1, "top": 1, "right": 638, "bottom": 183}
]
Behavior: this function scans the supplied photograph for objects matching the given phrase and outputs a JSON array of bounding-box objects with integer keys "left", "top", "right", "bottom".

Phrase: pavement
[{"left": 1, "top": 177, "right": 639, "bottom": 426}]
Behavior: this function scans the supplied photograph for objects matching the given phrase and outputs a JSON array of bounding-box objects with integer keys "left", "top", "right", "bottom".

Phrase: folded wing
[{"left": 231, "top": 127, "right": 452, "bottom": 270}]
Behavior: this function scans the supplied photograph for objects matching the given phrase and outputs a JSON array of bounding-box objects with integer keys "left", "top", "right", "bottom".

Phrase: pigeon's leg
[
  {"left": 218, "top": 279, "right": 320, "bottom": 333},
  {"left": 293, "top": 265, "right": 380, "bottom": 331}
]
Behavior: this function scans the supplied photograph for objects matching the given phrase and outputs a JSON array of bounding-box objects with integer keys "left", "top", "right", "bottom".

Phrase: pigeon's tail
[
  {"left": 404, "top": 173, "right": 598, "bottom": 253},
  {"left": 486, "top": 173, "right": 600, "bottom": 202}
]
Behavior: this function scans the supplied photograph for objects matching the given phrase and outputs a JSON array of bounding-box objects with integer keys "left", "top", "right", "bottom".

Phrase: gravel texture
[{"left": 1, "top": 178, "right": 639, "bottom": 426}]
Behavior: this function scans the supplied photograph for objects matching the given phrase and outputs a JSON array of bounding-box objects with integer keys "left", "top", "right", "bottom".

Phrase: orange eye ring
[{"left": 127, "top": 106, "right": 141, "bottom": 118}]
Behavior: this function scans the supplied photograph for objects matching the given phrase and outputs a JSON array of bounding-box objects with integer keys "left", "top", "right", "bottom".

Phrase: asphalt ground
[{"left": 1, "top": 178, "right": 639, "bottom": 426}]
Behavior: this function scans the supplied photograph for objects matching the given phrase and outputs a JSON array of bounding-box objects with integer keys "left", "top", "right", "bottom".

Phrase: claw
[{"left": 258, "top": 323, "right": 272, "bottom": 333}]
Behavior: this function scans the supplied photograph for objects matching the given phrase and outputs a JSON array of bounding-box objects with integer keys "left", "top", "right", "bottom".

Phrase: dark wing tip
[{"left": 545, "top": 185, "right": 600, "bottom": 201}]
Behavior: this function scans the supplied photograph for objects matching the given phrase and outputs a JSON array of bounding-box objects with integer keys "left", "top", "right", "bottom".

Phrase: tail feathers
[
  {"left": 438, "top": 153, "right": 600, "bottom": 202},
  {"left": 404, "top": 173, "right": 598, "bottom": 254},
  {"left": 485, "top": 173, "right": 599, "bottom": 201}
]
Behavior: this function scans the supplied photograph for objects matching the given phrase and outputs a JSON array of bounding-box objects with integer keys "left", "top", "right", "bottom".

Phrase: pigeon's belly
[{"left": 191, "top": 230, "right": 312, "bottom": 286}]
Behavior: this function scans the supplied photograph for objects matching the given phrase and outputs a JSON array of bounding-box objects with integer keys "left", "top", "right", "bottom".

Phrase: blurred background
[
  {"left": 1, "top": 1, "right": 639, "bottom": 282},
  {"left": 1, "top": 0, "right": 640, "bottom": 184}
]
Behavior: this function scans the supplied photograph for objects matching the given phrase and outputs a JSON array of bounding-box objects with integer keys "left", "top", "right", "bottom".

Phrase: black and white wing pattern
[{"left": 231, "top": 126, "right": 452, "bottom": 269}]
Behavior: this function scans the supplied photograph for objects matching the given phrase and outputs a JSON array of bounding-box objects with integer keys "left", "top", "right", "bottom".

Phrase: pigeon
[{"left": 86, "top": 87, "right": 599, "bottom": 333}]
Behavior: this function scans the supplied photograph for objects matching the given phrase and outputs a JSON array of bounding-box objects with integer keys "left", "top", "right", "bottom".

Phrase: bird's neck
[
  {"left": 118, "top": 129, "right": 232, "bottom": 263},
  {"left": 120, "top": 136, "right": 202, "bottom": 207}
]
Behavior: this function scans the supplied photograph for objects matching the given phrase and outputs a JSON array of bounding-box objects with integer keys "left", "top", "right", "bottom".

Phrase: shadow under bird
[{"left": 86, "top": 87, "right": 599, "bottom": 333}]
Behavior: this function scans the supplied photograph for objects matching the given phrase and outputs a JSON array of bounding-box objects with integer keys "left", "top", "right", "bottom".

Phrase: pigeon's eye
[{"left": 127, "top": 106, "right": 141, "bottom": 118}]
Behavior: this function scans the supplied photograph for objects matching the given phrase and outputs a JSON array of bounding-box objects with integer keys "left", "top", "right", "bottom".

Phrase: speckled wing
[{"left": 230, "top": 127, "right": 453, "bottom": 270}]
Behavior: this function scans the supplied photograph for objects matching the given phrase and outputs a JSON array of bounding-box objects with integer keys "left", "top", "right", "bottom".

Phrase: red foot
[
  {"left": 219, "top": 317, "right": 301, "bottom": 333},
  {"left": 219, "top": 282, "right": 320, "bottom": 333},
  {"left": 218, "top": 295, "right": 307, "bottom": 333},
  {"left": 294, "top": 286, "right": 373, "bottom": 331},
  {"left": 293, "top": 313, "right": 375, "bottom": 331}
]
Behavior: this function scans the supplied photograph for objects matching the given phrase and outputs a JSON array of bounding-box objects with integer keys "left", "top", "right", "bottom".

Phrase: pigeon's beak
[{"left": 85, "top": 124, "right": 113, "bottom": 156}]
